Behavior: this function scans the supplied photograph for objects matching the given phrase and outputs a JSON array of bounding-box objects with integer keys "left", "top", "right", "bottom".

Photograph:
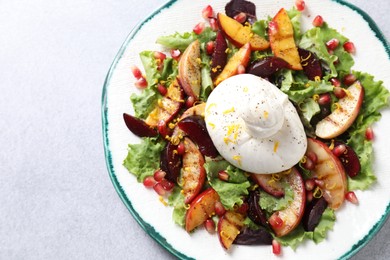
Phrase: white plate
[{"left": 102, "top": 0, "right": 390, "bottom": 259}]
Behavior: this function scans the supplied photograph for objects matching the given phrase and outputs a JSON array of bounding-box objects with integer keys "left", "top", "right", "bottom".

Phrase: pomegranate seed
[
  {"left": 365, "top": 127, "right": 374, "bottom": 141},
  {"left": 236, "top": 202, "right": 249, "bottom": 214},
  {"left": 234, "top": 12, "right": 247, "bottom": 24},
  {"left": 134, "top": 76, "right": 148, "bottom": 89},
  {"left": 272, "top": 240, "right": 282, "bottom": 255},
  {"left": 330, "top": 78, "right": 341, "bottom": 87},
  {"left": 312, "top": 15, "right": 324, "bottom": 27},
  {"left": 206, "top": 41, "right": 215, "bottom": 55},
  {"left": 302, "top": 157, "right": 315, "bottom": 170},
  {"left": 237, "top": 64, "right": 246, "bottom": 74},
  {"left": 295, "top": 0, "right": 305, "bottom": 11},
  {"left": 268, "top": 21, "right": 278, "bottom": 35},
  {"left": 306, "top": 191, "right": 314, "bottom": 202},
  {"left": 218, "top": 170, "right": 229, "bottom": 181},
  {"left": 154, "top": 51, "right": 166, "bottom": 61},
  {"left": 318, "top": 93, "right": 331, "bottom": 105},
  {"left": 157, "top": 84, "right": 167, "bottom": 96},
  {"left": 157, "top": 120, "right": 170, "bottom": 138},
  {"left": 130, "top": 65, "right": 143, "bottom": 79},
  {"left": 193, "top": 22, "right": 205, "bottom": 35},
  {"left": 177, "top": 141, "right": 186, "bottom": 155},
  {"left": 204, "top": 218, "right": 216, "bottom": 234},
  {"left": 159, "top": 179, "right": 175, "bottom": 191},
  {"left": 153, "top": 169, "right": 166, "bottom": 182},
  {"left": 215, "top": 201, "right": 226, "bottom": 216},
  {"left": 343, "top": 73, "right": 356, "bottom": 86},
  {"left": 185, "top": 96, "right": 195, "bottom": 108},
  {"left": 170, "top": 49, "right": 181, "bottom": 61},
  {"left": 153, "top": 183, "right": 166, "bottom": 196},
  {"left": 334, "top": 86, "right": 346, "bottom": 99},
  {"left": 269, "top": 214, "right": 284, "bottom": 229},
  {"left": 143, "top": 176, "right": 157, "bottom": 188},
  {"left": 305, "top": 178, "right": 316, "bottom": 191},
  {"left": 306, "top": 151, "right": 318, "bottom": 165},
  {"left": 343, "top": 41, "right": 356, "bottom": 54},
  {"left": 326, "top": 38, "right": 340, "bottom": 51},
  {"left": 202, "top": 5, "right": 214, "bottom": 19},
  {"left": 333, "top": 144, "right": 347, "bottom": 157},
  {"left": 209, "top": 17, "right": 219, "bottom": 31},
  {"left": 345, "top": 191, "right": 359, "bottom": 205}
]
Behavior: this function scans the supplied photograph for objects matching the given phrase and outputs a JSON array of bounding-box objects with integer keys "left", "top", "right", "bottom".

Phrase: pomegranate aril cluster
[{"left": 143, "top": 169, "right": 175, "bottom": 196}]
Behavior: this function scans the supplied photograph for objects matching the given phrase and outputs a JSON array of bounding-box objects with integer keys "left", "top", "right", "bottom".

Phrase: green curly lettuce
[{"left": 123, "top": 137, "right": 164, "bottom": 182}]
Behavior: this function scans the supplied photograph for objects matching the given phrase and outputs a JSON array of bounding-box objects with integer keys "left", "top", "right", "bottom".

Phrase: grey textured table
[{"left": 1, "top": 0, "right": 389, "bottom": 259}]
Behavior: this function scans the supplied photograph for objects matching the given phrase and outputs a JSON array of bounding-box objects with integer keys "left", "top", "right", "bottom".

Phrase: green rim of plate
[{"left": 101, "top": 1, "right": 389, "bottom": 259}]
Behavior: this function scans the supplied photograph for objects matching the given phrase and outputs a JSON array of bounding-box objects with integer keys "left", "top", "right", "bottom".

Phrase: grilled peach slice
[
  {"left": 268, "top": 167, "right": 306, "bottom": 237},
  {"left": 268, "top": 8, "right": 302, "bottom": 70},
  {"left": 307, "top": 138, "right": 347, "bottom": 210},
  {"left": 217, "top": 13, "right": 269, "bottom": 51},
  {"left": 178, "top": 40, "right": 201, "bottom": 100},
  {"left": 145, "top": 79, "right": 184, "bottom": 127},
  {"left": 217, "top": 211, "right": 246, "bottom": 250},
  {"left": 213, "top": 43, "right": 251, "bottom": 86},
  {"left": 315, "top": 81, "right": 364, "bottom": 139},
  {"left": 185, "top": 188, "right": 220, "bottom": 232},
  {"left": 181, "top": 137, "right": 206, "bottom": 204}
]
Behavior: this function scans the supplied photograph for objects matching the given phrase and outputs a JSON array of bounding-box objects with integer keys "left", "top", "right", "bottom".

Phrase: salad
[{"left": 121, "top": 0, "right": 389, "bottom": 255}]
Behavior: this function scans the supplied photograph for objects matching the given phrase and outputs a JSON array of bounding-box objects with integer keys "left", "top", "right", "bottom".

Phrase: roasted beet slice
[
  {"left": 298, "top": 48, "right": 323, "bottom": 81},
  {"left": 177, "top": 115, "right": 219, "bottom": 158},
  {"left": 334, "top": 141, "right": 361, "bottom": 178},
  {"left": 225, "top": 0, "right": 257, "bottom": 24},
  {"left": 302, "top": 197, "right": 328, "bottom": 232},
  {"left": 247, "top": 57, "right": 290, "bottom": 78},
  {"left": 247, "top": 190, "right": 269, "bottom": 227},
  {"left": 210, "top": 31, "right": 228, "bottom": 80},
  {"left": 123, "top": 113, "right": 158, "bottom": 137},
  {"left": 160, "top": 142, "right": 182, "bottom": 183},
  {"left": 233, "top": 227, "right": 273, "bottom": 245}
]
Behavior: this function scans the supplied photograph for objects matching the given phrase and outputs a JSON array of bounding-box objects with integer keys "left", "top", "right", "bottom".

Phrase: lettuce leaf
[
  {"left": 156, "top": 27, "right": 216, "bottom": 51},
  {"left": 200, "top": 43, "right": 214, "bottom": 101},
  {"left": 299, "top": 23, "right": 353, "bottom": 78},
  {"left": 346, "top": 72, "right": 390, "bottom": 190},
  {"left": 123, "top": 137, "right": 164, "bottom": 182},
  {"left": 204, "top": 159, "right": 250, "bottom": 210},
  {"left": 168, "top": 186, "right": 186, "bottom": 227},
  {"left": 287, "top": 7, "right": 302, "bottom": 42},
  {"left": 259, "top": 188, "right": 294, "bottom": 213}
]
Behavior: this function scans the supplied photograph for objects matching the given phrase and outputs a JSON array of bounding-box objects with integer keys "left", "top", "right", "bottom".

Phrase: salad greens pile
[{"left": 123, "top": 1, "right": 389, "bottom": 251}]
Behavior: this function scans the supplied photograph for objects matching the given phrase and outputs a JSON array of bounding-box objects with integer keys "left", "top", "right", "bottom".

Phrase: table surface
[{"left": 1, "top": 0, "right": 389, "bottom": 259}]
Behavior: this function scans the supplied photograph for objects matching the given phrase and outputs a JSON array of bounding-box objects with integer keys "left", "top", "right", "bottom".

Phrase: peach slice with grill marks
[
  {"left": 268, "top": 167, "right": 306, "bottom": 237},
  {"left": 217, "top": 211, "right": 246, "bottom": 250},
  {"left": 178, "top": 40, "right": 201, "bottom": 100},
  {"left": 315, "top": 81, "right": 364, "bottom": 139},
  {"left": 268, "top": 8, "right": 302, "bottom": 70},
  {"left": 180, "top": 137, "right": 206, "bottom": 204},
  {"left": 145, "top": 79, "right": 184, "bottom": 127},
  {"left": 306, "top": 138, "right": 347, "bottom": 210},
  {"left": 185, "top": 188, "right": 220, "bottom": 232},
  {"left": 217, "top": 13, "right": 269, "bottom": 51}
]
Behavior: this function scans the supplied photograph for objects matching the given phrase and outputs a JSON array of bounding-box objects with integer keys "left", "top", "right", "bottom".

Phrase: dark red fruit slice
[
  {"left": 160, "top": 142, "right": 182, "bottom": 183},
  {"left": 298, "top": 48, "right": 323, "bottom": 81},
  {"left": 233, "top": 227, "right": 273, "bottom": 245},
  {"left": 302, "top": 196, "right": 328, "bottom": 232},
  {"left": 247, "top": 57, "right": 289, "bottom": 78},
  {"left": 123, "top": 113, "right": 158, "bottom": 137},
  {"left": 247, "top": 190, "right": 269, "bottom": 227},
  {"left": 225, "top": 0, "right": 257, "bottom": 24},
  {"left": 210, "top": 31, "right": 228, "bottom": 80},
  {"left": 178, "top": 115, "right": 219, "bottom": 158},
  {"left": 334, "top": 141, "right": 361, "bottom": 178}
]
